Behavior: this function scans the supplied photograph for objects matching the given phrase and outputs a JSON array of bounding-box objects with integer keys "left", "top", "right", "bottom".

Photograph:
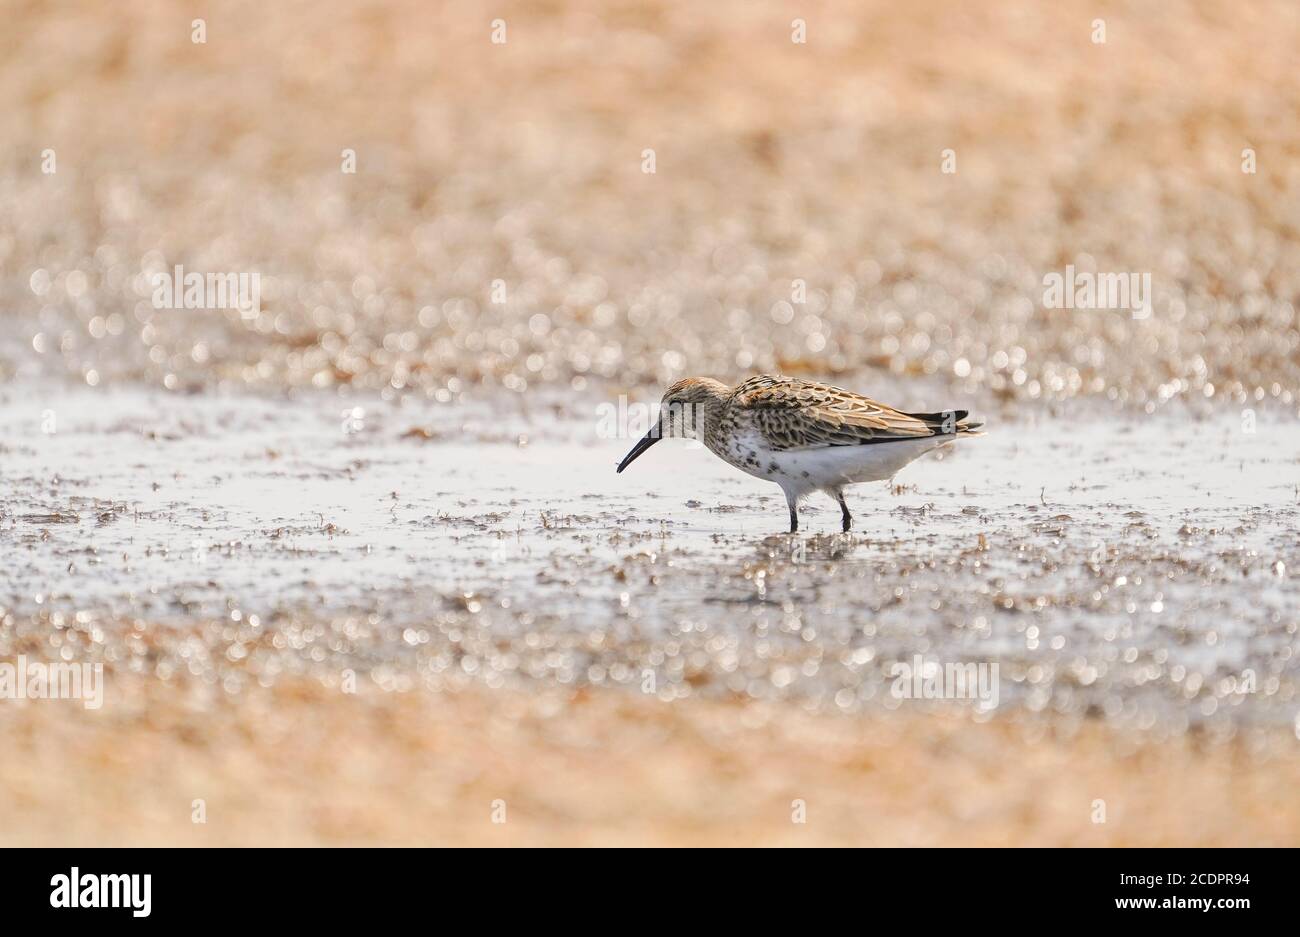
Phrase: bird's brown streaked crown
[{"left": 662, "top": 377, "right": 729, "bottom": 405}]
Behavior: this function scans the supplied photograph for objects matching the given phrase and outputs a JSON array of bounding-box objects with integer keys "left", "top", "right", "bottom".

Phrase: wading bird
[{"left": 616, "top": 375, "right": 984, "bottom": 532}]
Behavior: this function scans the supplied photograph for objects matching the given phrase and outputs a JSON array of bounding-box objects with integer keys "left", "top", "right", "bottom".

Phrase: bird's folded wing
[{"left": 735, "top": 378, "right": 939, "bottom": 450}]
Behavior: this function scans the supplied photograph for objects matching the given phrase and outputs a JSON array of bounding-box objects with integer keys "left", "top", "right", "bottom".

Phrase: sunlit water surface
[{"left": 1, "top": 384, "right": 1297, "bottom": 737}]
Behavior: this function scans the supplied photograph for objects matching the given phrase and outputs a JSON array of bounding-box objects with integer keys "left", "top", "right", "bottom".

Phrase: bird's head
[{"left": 615, "top": 377, "right": 729, "bottom": 473}]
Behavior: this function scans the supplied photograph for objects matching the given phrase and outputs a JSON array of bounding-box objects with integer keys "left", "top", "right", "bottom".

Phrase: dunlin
[{"left": 616, "top": 375, "right": 984, "bottom": 532}]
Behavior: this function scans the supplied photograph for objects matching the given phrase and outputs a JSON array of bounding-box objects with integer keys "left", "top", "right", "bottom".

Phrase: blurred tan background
[{"left": 2, "top": 0, "right": 1298, "bottom": 408}]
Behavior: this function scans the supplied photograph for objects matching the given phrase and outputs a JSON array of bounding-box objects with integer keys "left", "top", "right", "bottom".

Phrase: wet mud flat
[
  {"left": 1, "top": 383, "right": 1297, "bottom": 741},
  {"left": 2, "top": 383, "right": 1299, "bottom": 844}
]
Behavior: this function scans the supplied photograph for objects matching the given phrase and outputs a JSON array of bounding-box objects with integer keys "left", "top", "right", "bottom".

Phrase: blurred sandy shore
[
  {"left": 3, "top": 676, "right": 1297, "bottom": 847},
  {"left": 4, "top": 0, "right": 1300, "bottom": 408}
]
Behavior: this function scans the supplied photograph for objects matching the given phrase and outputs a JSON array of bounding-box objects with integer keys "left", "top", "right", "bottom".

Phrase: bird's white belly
[{"left": 722, "top": 432, "right": 952, "bottom": 493}]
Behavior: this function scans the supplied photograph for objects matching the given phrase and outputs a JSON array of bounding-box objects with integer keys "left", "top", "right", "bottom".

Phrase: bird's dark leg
[
  {"left": 837, "top": 491, "right": 852, "bottom": 532},
  {"left": 785, "top": 491, "right": 799, "bottom": 533}
]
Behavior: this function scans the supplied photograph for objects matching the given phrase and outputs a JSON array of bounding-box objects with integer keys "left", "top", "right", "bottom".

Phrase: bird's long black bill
[{"left": 615, "top": 430, "right": 662, "bottom": 473}]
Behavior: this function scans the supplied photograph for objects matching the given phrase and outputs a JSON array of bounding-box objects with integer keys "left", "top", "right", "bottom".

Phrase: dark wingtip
[{"left": 906, "top": 408, "right": 967, "bottom": 425}]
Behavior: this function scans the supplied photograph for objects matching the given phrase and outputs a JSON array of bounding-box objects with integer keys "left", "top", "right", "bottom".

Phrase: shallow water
[{"left": 1, "top": 383, "right": 1296, "bottom": 737}]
